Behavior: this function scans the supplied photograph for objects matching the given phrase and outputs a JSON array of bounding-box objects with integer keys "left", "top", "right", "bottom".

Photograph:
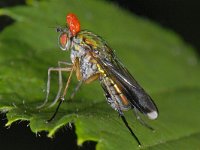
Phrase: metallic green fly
[{"left": 38, "top": 13, "right": 158, "bottom": 146}]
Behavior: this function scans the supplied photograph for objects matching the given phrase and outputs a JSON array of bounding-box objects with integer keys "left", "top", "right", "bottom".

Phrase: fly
[{"left": 38, "top": 13, "right": 158, "bottom": 146}]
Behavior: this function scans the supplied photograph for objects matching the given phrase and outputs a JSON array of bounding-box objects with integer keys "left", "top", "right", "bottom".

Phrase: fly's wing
[
  {"left": 98, "top": 57, "right": 158, "bottom": 120},
  {"left": 78, "top": 30, "right": 158, "bottom": 119}
]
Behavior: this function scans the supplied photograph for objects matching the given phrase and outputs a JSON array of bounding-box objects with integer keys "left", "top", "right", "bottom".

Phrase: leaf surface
[{"left": 0, "top": 0, "right": 200, "bottom": 149}]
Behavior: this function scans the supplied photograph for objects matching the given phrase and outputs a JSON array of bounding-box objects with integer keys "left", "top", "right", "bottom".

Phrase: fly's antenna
[
  {"left": 47, "top": 24, "right": 66, "bottom": 48},
  {"left": 119, "top": 112, "right": 141, "bottom": 146},
  {"left": 48, "top": 21, "right": 66, "bottom": 32},
  {"left": 47, "top": 100, "right": 63, "bottom": 123},
  {"left": 48, "top": 25, "right": 65, "bottom": 32}
]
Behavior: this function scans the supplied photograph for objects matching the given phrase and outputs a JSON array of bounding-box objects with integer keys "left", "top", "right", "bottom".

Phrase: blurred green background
[{"left": 0, "top": 0, "right": 199, "bottom": 150}]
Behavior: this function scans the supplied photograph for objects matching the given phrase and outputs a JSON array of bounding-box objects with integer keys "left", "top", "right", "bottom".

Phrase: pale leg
[
  {"left": 60, "top": 64, "right": 75, "bottom": 101},
  {"left": 58, "top": 61, "right": 72, "bottom": 67},
  {"left": 37, "top": 62, "right": 72, "bottom": 109},
  {"left": 48, "top": 62, "right": 73, "bottom": 107},
  {"left": 70, "top": 80, "right": 83, "bottom": 99}
]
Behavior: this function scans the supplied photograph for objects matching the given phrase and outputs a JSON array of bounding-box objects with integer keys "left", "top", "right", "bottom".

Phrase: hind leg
[{"left": 117, "top": 109, "right": 141, "bottom": 146}]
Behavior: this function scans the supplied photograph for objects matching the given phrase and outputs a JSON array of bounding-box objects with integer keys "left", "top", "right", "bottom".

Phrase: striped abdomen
[{"left": 100, "top": 75, "right": 131, "bottom": 111}]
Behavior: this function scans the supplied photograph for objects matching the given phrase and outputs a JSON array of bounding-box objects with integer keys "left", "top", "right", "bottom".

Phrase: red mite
[
  {"left": 38, "top": 13, "right": 158, "bottom": 146},
  {"left": 66, "top": 13, "right": 80, "bottom": 36}
]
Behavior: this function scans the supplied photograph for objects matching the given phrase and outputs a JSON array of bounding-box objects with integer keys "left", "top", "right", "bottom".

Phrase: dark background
[
  {"left": 109, "top": 0, "right": 200, "bottom": 55},
  {"left": 0, "top": 0, "right": 199, "bottom": 150}
]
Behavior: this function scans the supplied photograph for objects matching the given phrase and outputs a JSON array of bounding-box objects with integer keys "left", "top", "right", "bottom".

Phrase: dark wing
[
  {"left": 98, "top": 56, "right": 158, "bottom": 120},
  {"left": 79, "top": 30, "right": 158, "bottom": 119}
]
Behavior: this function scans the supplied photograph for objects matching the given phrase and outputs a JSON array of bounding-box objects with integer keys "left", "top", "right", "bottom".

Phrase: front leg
[
  {"left": 48, "top": 62, "right": 73, "bottom": 107},
  {"left": 59, "top": 62, "right": 76, "bottom": 102},
  {"left": 37, "top": 62, "right": 72, "bottom": 109}
]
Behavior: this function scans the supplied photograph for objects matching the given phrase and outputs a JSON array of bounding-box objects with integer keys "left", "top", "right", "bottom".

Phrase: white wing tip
[{"left": 147, "top": 111, "right": 158, "bottom": 120}]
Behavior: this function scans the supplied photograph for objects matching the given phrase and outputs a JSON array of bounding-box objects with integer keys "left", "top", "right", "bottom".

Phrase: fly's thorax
[
  {"left": 70, "top": 39, "right": 86, "bottom": 63},
  {"left": 70, "top": 39, "right": 100, "bottom": 81}
]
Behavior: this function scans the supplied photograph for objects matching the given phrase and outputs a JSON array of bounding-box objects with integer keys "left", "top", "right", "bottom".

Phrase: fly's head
[
  {"left": 57, "top": 27, "right": 72, "bottom": 51},
  {"left": 57, "top": 13, "right": 81, "bottom": 51}
]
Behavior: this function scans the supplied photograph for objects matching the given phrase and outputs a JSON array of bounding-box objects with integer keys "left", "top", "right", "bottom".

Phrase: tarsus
[
  {"left": 120, "top": 114, "right": 141, "bottom": 146},
  {"left": 47, "top": 100, "right": 63, "bottom": 123}
]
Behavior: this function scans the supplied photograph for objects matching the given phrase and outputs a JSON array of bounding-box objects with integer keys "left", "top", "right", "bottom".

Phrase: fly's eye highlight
[{"left": 58, "top": 32, "right": 70, "bottom": 51}]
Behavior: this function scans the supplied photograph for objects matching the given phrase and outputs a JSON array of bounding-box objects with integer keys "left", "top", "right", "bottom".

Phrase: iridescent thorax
[{"left": 70, "top": 30, "right": 110, "bottom": 81}]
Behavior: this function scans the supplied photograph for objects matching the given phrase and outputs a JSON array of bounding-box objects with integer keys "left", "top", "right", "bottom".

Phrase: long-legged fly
[{"left": 38, "top": 13, "right": 158, "bottom": 146}]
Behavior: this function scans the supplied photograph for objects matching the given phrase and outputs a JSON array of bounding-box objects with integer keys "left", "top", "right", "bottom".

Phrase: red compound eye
[
  {"left": 59, "top": 32, "right": 68, "bottom": 50},
  {"left": 66, "top": 13, "right": 81, "bottom": 36}
]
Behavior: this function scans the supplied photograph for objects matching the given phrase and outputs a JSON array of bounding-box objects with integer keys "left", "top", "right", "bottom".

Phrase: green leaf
[{"left": 0, "top": 0, "right": 200, "bottom": 149}]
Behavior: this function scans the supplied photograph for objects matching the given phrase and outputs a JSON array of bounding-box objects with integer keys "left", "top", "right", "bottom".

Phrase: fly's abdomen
[{"left": 100, "top": 75, "right": 131, "bottom": 111}]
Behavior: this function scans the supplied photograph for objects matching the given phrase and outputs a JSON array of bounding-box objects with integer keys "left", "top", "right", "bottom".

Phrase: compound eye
[{"left": 59, "top": 32, "right": 68, "bottom": 50}]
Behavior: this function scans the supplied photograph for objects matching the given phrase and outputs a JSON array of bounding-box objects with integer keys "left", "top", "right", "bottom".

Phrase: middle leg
[
  {"left": 118, "top": 109, "right": 141, "bottom": 146},
  {"left": 37, "top": 66, "right": 72, "bottom": 109}
]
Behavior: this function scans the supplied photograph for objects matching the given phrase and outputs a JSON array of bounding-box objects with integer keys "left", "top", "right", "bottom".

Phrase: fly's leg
[
  {"left": 49, "top": 68, "right": 63, "bottom": 108},
  {"left": 74, "top": 57, "right": 82, "bottom": 81},
  {"left": 58, "top": 61, "right": 73, "bottom": 67},
  {"left": 69, "top": 58, "right": 83, "bottom": 100},
  {"left": 37, "top": 62, "right": 72, "bottom": 109},
  {"left": 115, "top": 100, "right": 141, "bottom": 145},
  {"left": 68, "top": 59, "right": 100, "bottom": 100},
  {"left": 54, "top": 61, "right": 73, "bottom": 103},
  {"left": 59, "top": 63, "right": 75, "bottom": 102},
  {"left": 37, "top": 67, "right": 72, "bottom": 108},
  {"left": 47, "top": 62, "right": 75, "bottom": 122},
  {"left": 48, "top": 62, "right": 73, "bottom": 108},
  {"left": 102, "top": 77, "right": 141, "bottom": 146},
  {"left": 118, "top": 109, "right": 141, "bottom": 146},
  {"left": 84, "top": 73, "right": 100, "bottom": 84},
  {"left": 70, "top": 73, "right": 100, "bottom": 99},
  {"left": 70, "top": 80, "right": 83, "bottom": 99},
  {"left": 133, "top": 107, "right": 154, "bottom": 131},
  {"left": 61, "top": 57, "right": 84, "bottom": 101}
]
